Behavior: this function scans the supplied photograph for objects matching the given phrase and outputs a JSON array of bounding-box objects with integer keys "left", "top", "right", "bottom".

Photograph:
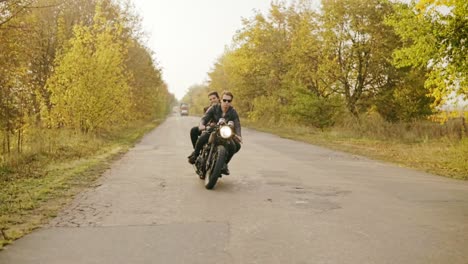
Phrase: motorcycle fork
[
  {"left": 205, "top": 144, "right": 215, "bottom": 172},
  {"left": 205, "top": 132, "right": 218, "bottom": 168}
]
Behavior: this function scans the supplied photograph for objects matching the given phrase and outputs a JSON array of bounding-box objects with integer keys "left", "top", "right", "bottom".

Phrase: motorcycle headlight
[{"left": 220, "top": 125, "right": 233, "bottom": 139}]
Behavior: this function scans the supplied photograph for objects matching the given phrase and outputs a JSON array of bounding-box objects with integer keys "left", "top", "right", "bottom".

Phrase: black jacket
[{"left": 201, "top": 105, "right": 241, "bottom": 136}]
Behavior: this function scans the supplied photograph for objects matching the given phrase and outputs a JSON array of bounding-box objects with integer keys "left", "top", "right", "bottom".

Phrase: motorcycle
[{"left": 194, "top": 118, "right": 239, "bottom": 189}]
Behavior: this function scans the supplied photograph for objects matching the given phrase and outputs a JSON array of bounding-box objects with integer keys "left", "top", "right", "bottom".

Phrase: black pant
[
  {"left": 194, "top": 132, "right": 241, "bottom": 164},
  {"left": 190, "top": 126, "right": 201, "bottom": 149}
]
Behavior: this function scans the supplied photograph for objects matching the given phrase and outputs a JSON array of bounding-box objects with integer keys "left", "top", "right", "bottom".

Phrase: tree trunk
[
  {"left": 6, "top": 131, "right": 10, "bottom": 155},
  {"left": 17, "top": 128, "right": 21, "bottom": 154},
  {"left": 462, "top": 116, "right": 467, "bottom": 138},
  {"left": 2, "top": 132, "right": 5, "bottom": 155}
]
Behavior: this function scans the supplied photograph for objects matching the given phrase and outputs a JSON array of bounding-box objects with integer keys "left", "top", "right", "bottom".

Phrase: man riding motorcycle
[
  {"left": 188, "top": 91, "right": 242, "bottom": 175},
  {"left": 189, "top": 91, "right": 220, "bottom": 148}
]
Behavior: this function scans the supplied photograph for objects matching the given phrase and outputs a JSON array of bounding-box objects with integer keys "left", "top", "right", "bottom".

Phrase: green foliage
[
  {"left": 320, "top": 0, "right": 401, "bottom": 115},
  {"left": 387, "top": 0, "right": 468, "bottom": 106},
  {"left": 287, "top": 88, "right": 343, "bottom": 129},
  {"left": 283, "top": 5, "right": 327, "bottom": 98},
  {"left": 248, "top": 95, "right": 284, "bottom": 124},
  {"left": 375, "top": 69, "right": 435, "bottom": 122}
]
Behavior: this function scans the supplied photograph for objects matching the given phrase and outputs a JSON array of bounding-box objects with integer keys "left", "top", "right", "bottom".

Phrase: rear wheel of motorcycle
[{"left": 205, "top": 145, "right": 226, "bottom": 189}]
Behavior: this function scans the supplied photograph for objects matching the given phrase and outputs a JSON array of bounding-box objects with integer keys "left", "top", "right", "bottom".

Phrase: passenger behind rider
[
  {"left": 189, "top": 91, "right": 220, "bottom": 149},
  {"left": 188, "top": 91, "right": 242, "bottom": 175}
]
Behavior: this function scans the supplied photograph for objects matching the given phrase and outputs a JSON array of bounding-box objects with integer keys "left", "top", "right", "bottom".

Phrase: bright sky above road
[{"left": 131, "top": 0, "right": 285, "bottom": 100}]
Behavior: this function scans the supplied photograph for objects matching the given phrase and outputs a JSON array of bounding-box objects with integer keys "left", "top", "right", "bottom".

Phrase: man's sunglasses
[{"left": 222, "top": 99, "right": 232, "bottom": 103}]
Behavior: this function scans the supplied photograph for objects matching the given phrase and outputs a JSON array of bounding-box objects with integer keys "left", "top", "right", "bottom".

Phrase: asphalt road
[{"left": 1, "top": 115, "right": 467, "bottom": 264}]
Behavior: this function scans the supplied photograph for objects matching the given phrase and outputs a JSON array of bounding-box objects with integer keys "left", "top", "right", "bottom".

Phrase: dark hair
[
  {"left": 208, "top": 91, "right": 219, "bottom": 99},
  {"left": 222, "top": 91, "right": 234, "bottom": 100}
]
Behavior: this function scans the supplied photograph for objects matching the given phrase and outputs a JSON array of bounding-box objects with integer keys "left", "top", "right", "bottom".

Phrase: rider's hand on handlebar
[
  {"left": 235, "top": 135, "right": 243, "bottom": 143},
  {"left": 198, "top": 124, "right": 206, "bottom": 131}
]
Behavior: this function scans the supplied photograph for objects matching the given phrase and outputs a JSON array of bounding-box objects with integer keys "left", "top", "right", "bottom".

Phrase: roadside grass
[
  {"left": 244, "top": 120, "right": 468, "bottom": 180},
  {"left": 0, "top": 120, "right": 161, "bottom": 249}
]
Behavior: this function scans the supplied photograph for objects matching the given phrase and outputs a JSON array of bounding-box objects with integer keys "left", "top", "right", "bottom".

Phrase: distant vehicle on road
[{"left": 180, "top": 103, "right": 189, "bottom": 116}]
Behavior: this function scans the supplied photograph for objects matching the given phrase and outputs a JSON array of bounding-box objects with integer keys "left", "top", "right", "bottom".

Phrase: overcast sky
[{"left": 131, "top": 0, "right": 282, "bottom": 100}]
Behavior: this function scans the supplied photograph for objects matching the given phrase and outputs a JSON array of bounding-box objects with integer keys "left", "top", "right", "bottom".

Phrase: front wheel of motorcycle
[{"left": 205, "top": 145, "right": 226, "bottom": 190}]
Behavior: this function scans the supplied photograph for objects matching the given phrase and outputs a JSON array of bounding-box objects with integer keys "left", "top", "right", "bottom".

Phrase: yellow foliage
[
  {"left": 46, "top": 4, "right": 131, "bottom": 132},
  {"left": 416, "top": 0, "right": 455, "bottom": 10},
  {"left": 429, "top": 110, "right": 467, "bottom": 124}
]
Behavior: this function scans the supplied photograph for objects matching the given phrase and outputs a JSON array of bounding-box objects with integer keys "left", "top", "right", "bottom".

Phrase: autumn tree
[
  {"left": 387, "top": 0, "right": 467, "bottom": 107},
  {"left": 0, "top": 0, "right": 35, "bottom": 153},
  {"left": 182, "top": 84, "right": 211, "bottom": 115},
  {"left": 46, "top": 3, "right": 131, "bottom": 132},
  {"left": 209, "top": 2, "right": 342, "bottom": 126},
  {"left": 319, "top": 0, "right": 402, "bottom": 116},
  {"left": 126, "top": 40, "right": 168, "bottom": 120}
]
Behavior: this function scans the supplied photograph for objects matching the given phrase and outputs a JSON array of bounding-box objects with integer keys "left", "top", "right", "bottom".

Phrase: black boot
[
  {"left": 221, "top": 163, "right": 230, "bottom": 175},
  {"left": 187, "top": 152, "right": 197, "bottom": 164}
]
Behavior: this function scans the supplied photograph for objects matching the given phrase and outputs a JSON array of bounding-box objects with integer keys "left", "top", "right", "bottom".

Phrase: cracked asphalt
[{"left": 1, "top": 115, "right": 468, "bottom": 264}]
